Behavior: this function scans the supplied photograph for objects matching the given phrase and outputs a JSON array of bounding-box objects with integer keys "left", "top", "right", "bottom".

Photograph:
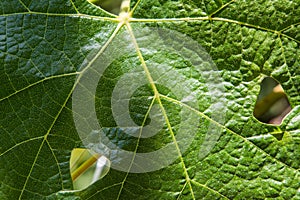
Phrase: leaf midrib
[{"left": 118, "top": 20, "right": 199, "bottom": 199}]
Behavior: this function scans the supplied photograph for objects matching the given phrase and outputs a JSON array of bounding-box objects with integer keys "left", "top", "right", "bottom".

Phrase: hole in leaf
[
  {"left": 87, "top": 0, "right": 123, "bottom": 15},
  {"left": 254, "top": 77, "right": 291, "bottom": 125},
  {"left": 70, "top": 148, "right": 110, "bottom": 190}
]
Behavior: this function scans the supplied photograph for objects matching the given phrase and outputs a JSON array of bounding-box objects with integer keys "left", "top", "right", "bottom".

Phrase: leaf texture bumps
[{"left": 0, "top": 0, "right": 299, "bottom": 199}]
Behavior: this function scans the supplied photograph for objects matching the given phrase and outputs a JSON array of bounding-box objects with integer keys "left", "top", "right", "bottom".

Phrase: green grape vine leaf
[{"left": 0, "top": 0, "right": 299, "bottom": 199}]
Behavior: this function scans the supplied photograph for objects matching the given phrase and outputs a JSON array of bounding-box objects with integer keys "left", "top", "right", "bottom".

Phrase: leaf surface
[{"left": 0, "top": 0, "right": 299, "bottom": 199}]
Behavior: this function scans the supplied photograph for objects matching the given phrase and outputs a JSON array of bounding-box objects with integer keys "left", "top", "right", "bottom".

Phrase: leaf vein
[
  {"left": 277, "top": 34, "right": 299, "bottom": 95},
  {"left": 46, "top": 140, "right": 64, "bottom": 190},
  {"left": 18, "top": 0, "right": 31, "bottom": 12},
  {"left": 0, "top": 136, "right": 44, "bottom": 158},
  {"left": 69, "top": 0, "right": 79, "bottom": 14},
  {"left": 18, "top": 139, "right": 46, "bottom": 199},
  {"left": 0, "top": 72, "right": 78, "bottom": 102},
  {"left": 209, "top": 0, "right": 236, "bottom": 17},
  {"left": 125, "top": 21, "right": 196, "bottom": 200},
  {"left": 160, "top": 94, "right": 299, "bottom": 172},
  {"left": 116, "top": 96, "right": 156, "bottom": 199},
  {"left": 191, "top": 180, "right": 230, "bottom": 199},
  {"left": 85, "top": 183, "right": 123, "bottom": 200}
]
